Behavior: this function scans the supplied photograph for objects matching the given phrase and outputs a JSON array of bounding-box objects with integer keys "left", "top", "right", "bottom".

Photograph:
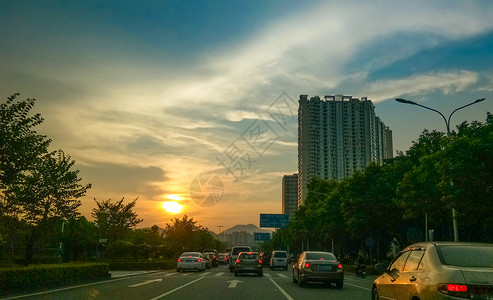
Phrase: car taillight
[
  {"left": 236, "top": 259, "right": 240, "bottom": 263},
  {"left": 259, "top": 260, "right": 262, "bottom": 264},
  {"left": 437, "top": 284, "right": 469, "bottom": 298},
  {"left": 304, "top": 263, "right": 310, "bottom": 268},
  {"left": 177, "top": 258, "right": 182, "bottom": 262},
  {"left": 197, "top": 259, "right": 202, "bottom": 262},
  {"left": 338, "top": 264, "right": 343, "bottom": 269}
]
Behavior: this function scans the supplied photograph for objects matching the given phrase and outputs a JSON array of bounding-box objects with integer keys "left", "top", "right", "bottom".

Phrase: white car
[
  {"left": 270, "top": 250, "right": 289, "bottom": 270},
  {"left": 176, "top": 252, "right": 206, "bottom": 272}
]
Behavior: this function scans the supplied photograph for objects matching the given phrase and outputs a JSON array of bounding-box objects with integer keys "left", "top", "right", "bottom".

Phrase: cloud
[{"left": 367, "top": 71, "right": 479, "bottom": 102}]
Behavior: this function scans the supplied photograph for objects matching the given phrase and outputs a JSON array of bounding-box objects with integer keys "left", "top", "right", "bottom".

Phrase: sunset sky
[{"left": 1, "top": 0, "right": 493, "bottom": 232}]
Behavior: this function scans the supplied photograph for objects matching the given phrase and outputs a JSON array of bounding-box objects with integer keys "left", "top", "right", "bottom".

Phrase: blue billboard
[{"left": 259, "top": 214, "right": 289, "bottom": 228}]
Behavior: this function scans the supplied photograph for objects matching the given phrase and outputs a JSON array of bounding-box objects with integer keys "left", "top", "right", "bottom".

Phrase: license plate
[{"left": 318, "top": 265, "right": 331, "bottom": 271}]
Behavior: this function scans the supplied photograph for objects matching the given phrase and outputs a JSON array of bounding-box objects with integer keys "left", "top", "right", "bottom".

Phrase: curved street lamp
[{"left": 395, "top": 97, "right": 486, "bottom": 242}]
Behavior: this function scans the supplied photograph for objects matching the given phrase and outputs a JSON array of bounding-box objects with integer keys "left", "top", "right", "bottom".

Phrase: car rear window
[
  {"left": 274, "top": 252, "right": 287, "bottom": 258},
  {"left": 306, "top": 252, "right": 336, "bottom": 260},
  {"left": 239, "top": 253, "right": 258, "bottom": 259},
  {"left": 232, "top": 247, "right": 251, "bottom": 255},
  {"left": 437, "top": 245, "right": 493, "bottom": 267},
  {"left": 181, "top": 252, "right": 199, "bottom": 257}
]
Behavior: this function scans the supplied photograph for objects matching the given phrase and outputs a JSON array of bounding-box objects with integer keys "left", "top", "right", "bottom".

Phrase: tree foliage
[{"left": 92, "top": 197, "right": 143, "bottom": 243}]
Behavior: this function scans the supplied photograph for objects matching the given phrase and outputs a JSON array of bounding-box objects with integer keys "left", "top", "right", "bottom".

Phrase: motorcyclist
[{"left": 355, "top": 256, "right": 366, "bottom": 278}]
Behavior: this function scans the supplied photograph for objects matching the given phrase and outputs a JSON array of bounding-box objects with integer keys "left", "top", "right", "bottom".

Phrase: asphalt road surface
[{"left": 3, "top": 265, "right": 374, "bottom": 300}]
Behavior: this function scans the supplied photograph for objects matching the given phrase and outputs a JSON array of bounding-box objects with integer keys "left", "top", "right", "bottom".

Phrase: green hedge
[
  {"left": 108, "top": 260, "right": 176, "bottom": 270},
  {"left": 0, "top": 263, "right": 109, "bottom": 296}
]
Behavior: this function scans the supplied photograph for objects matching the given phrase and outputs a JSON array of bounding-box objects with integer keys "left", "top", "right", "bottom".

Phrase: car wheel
[
  {"left": 335, "top": 280, "right": 343, "bottom": 289},
  {"left": 176, "top": 268, "right": 180, "bottom": 272},
  {"left": 292, "top": 271, "right": 297, "bottom": 283},
  {"left": 372, "top": 288, "right": 380, "bottom": 300},
  {"left": 258, "top": 272, "right": 263, "bottom": 277},
  {"left": 234, "top": 272, "right": 238, "bottom": 277}
]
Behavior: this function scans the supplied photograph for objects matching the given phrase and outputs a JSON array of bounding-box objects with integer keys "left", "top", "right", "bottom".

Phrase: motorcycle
[{"left": 355, "top": 263, "right": 366, "bottom": 278}]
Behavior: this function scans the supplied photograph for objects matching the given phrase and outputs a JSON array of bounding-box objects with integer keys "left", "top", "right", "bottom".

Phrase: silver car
[
  {"left": 372, "top": 242, "right": 493, "bottom": 300},
  {"left": 176, "top": 252, "right": 206, "bottom": 272}
]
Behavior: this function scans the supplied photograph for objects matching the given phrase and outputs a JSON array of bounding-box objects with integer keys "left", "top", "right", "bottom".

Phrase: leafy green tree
[
  {"left": 163, "top": 215, "right": 219, "bottom": 257},
  {"left": 1, "top": 94, "right": 91, "bottom": 264},
  {"left": 92, "top": 197, "right": 143, "bottom": 244}
]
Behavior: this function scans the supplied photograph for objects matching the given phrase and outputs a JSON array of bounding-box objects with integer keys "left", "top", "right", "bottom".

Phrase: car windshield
[
  {"left": 437, "top": 245, "right": 493, "bottom": 267},
  {"left": 306, "top": 252, "right": 336, "bottom": 261},
  {"left": 274, "top": 252, "right": 287, "bottom": 258}
]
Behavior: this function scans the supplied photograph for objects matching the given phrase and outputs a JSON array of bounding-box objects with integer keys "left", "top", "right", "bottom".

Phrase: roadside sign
[
  {"left": 260, "top": 214, "right": 289, "bottom": 228},
  {"left": 254, "top": 232, "right": 271, "bottom": 241}
]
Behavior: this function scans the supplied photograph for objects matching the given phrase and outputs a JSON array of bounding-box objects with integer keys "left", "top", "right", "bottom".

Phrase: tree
[
  {"left": 92, "top": 197, "right": 143, "bottom": 244},
  {"left": 1, "top": 94, "right": 91, "bottom": 264},
  {"left": 163, "top": 215, "right": 218, "bottom": 257}
]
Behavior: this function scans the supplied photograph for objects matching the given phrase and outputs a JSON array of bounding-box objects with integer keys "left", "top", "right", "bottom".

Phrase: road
[{"left": 3, "top": 265, "right": 374, "bottom": 300}]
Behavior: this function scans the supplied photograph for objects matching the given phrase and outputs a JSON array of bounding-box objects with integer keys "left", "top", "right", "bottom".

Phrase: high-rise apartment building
[
  {"left": 282, "top": 174, "right": 298, "bottom": 218},
  {"left": 298, "top": 95, "right": 393, "bottom": 207}
]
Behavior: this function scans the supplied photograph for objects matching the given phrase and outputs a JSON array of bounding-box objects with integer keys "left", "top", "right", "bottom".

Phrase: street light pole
[{"left": 395, "top": 97, "right": 486, "bottom": 242}]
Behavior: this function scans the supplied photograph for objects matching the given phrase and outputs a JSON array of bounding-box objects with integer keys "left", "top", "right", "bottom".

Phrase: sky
[{"left": 1, "top": 0, "right": 493, "bottom": 233}]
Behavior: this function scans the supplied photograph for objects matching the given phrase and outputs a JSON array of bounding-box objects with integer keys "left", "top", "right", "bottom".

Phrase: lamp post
[{"left": 395, "top": 97, "right": 486, "bottom": 242}]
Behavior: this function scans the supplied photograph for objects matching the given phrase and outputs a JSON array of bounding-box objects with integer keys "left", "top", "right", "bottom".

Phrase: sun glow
[{"left": 162, "top": 201, "right": 183, "bottom": 214}]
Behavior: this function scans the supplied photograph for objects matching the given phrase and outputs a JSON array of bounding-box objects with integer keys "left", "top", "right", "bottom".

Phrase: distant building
[
  {"left": 298, "top": 95, "right": 393, "bottom": 207},
  {"left": 282, "top": 174, "right": 298, "bottom": 218}
]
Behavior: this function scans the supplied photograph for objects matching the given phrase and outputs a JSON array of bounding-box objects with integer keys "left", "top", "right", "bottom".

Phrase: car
[
  {"left": 261, "top": 252, "right": 271, "bottom": 266},
  {"left": 229, "top": 245, "right": 252, "bottom": 272},
  {"left": 205, "top": 252, "right": 219, "bottom": 267},
  {"left": 176, "top": 252, "right": 206, "bottom": 272},
  {"left": 372, "top": 242, "right": 493, "bottom": 300},
  {"left": 218, "top": 252, "right": 229, "bottom": 264},
  {"left": 234, "top": 251, "right": 263, "bottom": 277},
  {"left": 292, "top": 251, "right": 344, "bottom": 288},
  {"left": 270, "top": 250, "right": 289, "bottom": 270},
  {"left": 202, "top": 253, "right": 212, "bottom": 269}
]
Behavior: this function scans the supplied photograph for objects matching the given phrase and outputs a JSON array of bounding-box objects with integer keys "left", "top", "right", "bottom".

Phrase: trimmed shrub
[{"left": 0, "top": 263, "right": 109, "bottom": 296}]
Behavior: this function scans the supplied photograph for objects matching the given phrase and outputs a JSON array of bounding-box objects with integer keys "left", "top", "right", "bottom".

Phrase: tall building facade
[
  {"left": 282, "top": 174, "right": 298, "bottom": 218},
  {"left": 298, "top": 95, "right": 393, "bottom": 207}
]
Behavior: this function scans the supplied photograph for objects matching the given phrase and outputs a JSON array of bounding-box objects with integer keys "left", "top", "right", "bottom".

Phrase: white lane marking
[
  {"left": 181, "top": 273, "right": 192, "bottom": 276},
  {"left": 164, "top": 273, "right": 177, "bottom": 276},
  {"left": 345, "top": 282, "right": 372, "bottom": 291},
  {"left": 215, "top": 272, "right": 225, "bottom": 276},
  {"left": 277, "top": 273, "right": 287, "bottom": 278},
  {"left": 268, "top": 278, "right": 294, "bottom": 300},
  {"left": 128, "top": 279, "right": 163, "bottom": 288},
  {"left": 199, "top": 272, "right": 210, "bottom": 277},
  {"left": 227, "top": 279, "right": 243, "bottom": 288},
  {"left": 264, "top": 273, "right": 272, "bottom": 278},
  {"left": 149, "top": 277, "right": 205, "bottom": 300}
]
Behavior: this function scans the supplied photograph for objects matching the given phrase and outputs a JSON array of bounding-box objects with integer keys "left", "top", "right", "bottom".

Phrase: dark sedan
[{"left": 292, "top": 251, "right": 344, "bottom": 288}]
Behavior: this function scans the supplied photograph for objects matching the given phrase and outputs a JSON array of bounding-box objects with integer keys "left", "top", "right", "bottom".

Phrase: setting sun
[{"left": 162, "top": 201, "right": 183, "bottom": 214}]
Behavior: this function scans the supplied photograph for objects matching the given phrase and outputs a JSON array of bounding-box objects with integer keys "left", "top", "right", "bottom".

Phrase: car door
[
  {"left": 377, "top": 250, "right": 411, "bottom": 300},
  {"left": 393, "top": 249, "right": 425, "bottom": 300}
]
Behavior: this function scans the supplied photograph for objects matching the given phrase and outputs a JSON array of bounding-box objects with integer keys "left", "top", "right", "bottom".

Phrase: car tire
[
  {"left": 176, "top": 268, "right": 180, "bottom": 272},
  {"left": 292, "top": 271, "right": 297, "bottom": 283},
  {"left": 372, "top": 288, "right": 380, "bottom": 300},
  {"left": 234, "top": 272, "right": 238, "bottom": 277},
  {"left": 258, "top": 272, "right": 263, "bottom": 277},
  {"left": 335, "top": 280, "right": 343, "bottom": 289}
]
